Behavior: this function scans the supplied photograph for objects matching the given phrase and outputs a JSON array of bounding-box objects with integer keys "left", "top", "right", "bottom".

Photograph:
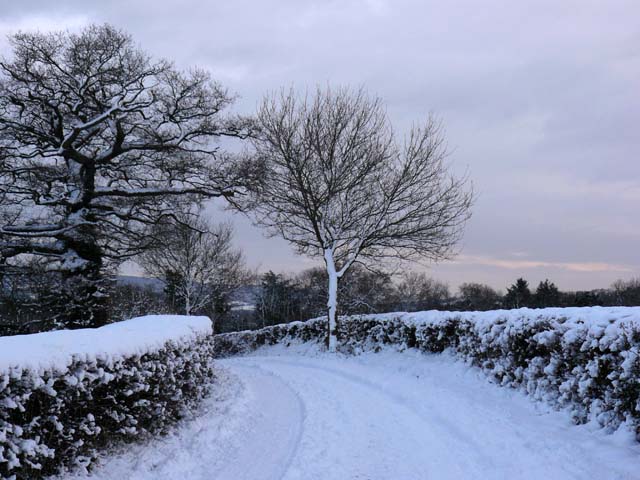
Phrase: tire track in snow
[
  {"left": 259, "top": 356, "right": 609, "bottom": 480},
  {"left": 258, "top": 356, "right": 601, "bottom": 480},
  {"left": 260, "top": 356, "right": 491, "bottom": 455},
  {"left": 208, "top": 364, "right": 306, "bottom": 480},
  {"left": 226, "top": 356, "right": 487, "bottom": 479},
  {"left": 225, "top": 354, "right": 638, "bottom": 480}
]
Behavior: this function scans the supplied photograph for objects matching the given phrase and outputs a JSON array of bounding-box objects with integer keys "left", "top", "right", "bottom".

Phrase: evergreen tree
[
  {"left": 163, "top": 269, "right": 185, "bottom": 313},
  {"left": 535, "top": 279, "right": 561, "bottom": 307},
  {"left": 504, "top": 278, "right": 531, "bottom": 308}
]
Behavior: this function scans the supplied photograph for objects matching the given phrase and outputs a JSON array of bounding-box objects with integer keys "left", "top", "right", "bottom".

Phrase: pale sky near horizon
[{"left": 1, "top": 1, "right": 638, "bottom": 291}]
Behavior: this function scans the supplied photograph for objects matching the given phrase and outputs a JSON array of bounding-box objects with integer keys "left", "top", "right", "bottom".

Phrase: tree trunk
[
  {"left": 324, "top": 248, "right": 339, "bottom": 352},
  {"left": 185, "top": 293, "right": 192, "bottom": 316},
  {"left": 56, "top": 227, "right": 108, "bottom": 329},
  {"left": 54, "top": 161, "right": 108, "bottom": 329}
]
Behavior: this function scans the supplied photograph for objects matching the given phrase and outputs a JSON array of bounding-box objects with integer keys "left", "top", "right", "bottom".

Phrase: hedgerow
[
  {"left": 0, "top": 316, "right": 215, "bottom": 479},
  {"left": 213, "top": 307, "right": 640, "bottom": 440}
]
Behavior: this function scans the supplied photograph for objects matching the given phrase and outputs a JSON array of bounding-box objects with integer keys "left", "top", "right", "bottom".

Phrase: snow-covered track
[
  {"left": 60, "top": 349, "right": 640, "bottom": 480},
  {"left": 208, "top": 365, "right": 305, "bottom": 480},
  {"left": 222, "top": 353, "right": 639, "bottom": 480}
]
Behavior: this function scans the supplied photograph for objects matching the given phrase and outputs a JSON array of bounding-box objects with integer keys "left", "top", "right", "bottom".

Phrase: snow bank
[
  {"left": 1, "top": 316, "right": 216, "bottom": 479},
  {"left": 213, "top": 307, "right": 640, "bottom": 440}
]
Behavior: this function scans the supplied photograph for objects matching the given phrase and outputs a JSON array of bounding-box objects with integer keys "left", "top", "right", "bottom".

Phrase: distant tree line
[
  {"left": 2, "top": 260, "right": 639, "bottom": 335},
  {"left": 0, "top": 210, "right": 254, "bottom": 335},
  {"left": 252, "top": 272, "right": 640, "bottom": 328}
]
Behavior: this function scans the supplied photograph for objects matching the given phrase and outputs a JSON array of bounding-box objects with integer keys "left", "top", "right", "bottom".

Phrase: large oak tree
[{"left": 0, "top": 25, "right": 252, "bottom": 329}]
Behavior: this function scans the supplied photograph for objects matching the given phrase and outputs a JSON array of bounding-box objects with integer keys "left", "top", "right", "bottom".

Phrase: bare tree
[
  {"left": 457, "top": 282, "right": 502, "bottom": 311},
  {"left": 295, "top": 265, "right": 396, "bottom": 317},
  {"left": 139, "top": 212, "right": 250, "bottom": 325},
  {"left": 109, "top": 282, "right": 166, "bottom": 323},
  {"left": 255, "top": 271, "right": 302, "bottom": 328},
  {"left": 249, "top": 87, "right": 472, "bottom": 350},
  {"left": 394, "top": 272, "right": 450, "bottom": 311},
  {"left": 0, "top": 25, "right": 253, "bottom": 328},
  {"left": 611, "top": 277, "right": 640, "bottom": 306}
]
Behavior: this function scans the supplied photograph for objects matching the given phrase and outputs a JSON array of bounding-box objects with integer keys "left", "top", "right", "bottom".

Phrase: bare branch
[
  {"left": 0, "top": 24, "right": 255, "bottom": 328},
  {"left": 247, "top": 86, "right": 473, "bottom": 349}
]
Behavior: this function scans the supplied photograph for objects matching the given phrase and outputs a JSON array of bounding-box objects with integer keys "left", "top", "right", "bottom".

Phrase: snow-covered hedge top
[
  {"left": 367, "top": 306, "right": 640, "bottom": 348},
  {"left": 393, "top": 306, "right": 640, "bottom": 326},
  {"left": 0, "top": 315, "right": 212, "bottom": 374}
]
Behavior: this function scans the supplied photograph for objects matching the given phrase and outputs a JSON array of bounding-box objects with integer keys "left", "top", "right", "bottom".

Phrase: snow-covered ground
[{"left": 58, "top": 345, "right": 640, "bottom": 480}]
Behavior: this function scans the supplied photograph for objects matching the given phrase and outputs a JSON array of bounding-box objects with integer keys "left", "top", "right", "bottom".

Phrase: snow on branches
[{"left": 0, "top": 24, "right": 254, "bottom": 328}]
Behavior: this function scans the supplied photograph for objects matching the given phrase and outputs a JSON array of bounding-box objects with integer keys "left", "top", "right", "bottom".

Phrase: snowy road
[{"left": 62, "top": 349, "right": 640, "bottom": 480}]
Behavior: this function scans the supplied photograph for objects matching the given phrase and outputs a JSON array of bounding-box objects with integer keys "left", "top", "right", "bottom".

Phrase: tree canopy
[
  {"left": 248, "top": 87, "right": 472, "bottom": 349},
  {"left": 0, "top": 25, "right": 253, "bottom": 328}
]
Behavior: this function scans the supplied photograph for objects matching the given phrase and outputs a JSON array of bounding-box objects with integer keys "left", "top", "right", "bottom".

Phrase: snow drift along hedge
[
  {"left": 213, "top": 307, "right": 640, "bottom": 439},
  {"left": 0, "top": 315, "right": 215, "bottom": 479}
]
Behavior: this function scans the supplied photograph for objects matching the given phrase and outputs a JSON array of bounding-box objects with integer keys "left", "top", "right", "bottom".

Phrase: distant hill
[{"left": 116, "top": 275, "right": 165, "bottom": 293}]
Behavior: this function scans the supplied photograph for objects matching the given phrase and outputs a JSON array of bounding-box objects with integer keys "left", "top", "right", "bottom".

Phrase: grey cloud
[{"left": 2, "top": 0, "right": 638, "bottom": 289}]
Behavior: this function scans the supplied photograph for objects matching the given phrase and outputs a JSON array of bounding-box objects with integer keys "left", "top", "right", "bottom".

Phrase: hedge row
[
  {"left": 213, "top": 307, "right": 640, "bottom": 440},
  {"left": 0, "top": 316, "right": 216, "bottom": 479}
]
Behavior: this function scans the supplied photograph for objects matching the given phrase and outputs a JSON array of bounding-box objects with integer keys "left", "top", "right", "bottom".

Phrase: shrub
[{"left": 0, "top": 315, "right": 215, "bottom": 479}]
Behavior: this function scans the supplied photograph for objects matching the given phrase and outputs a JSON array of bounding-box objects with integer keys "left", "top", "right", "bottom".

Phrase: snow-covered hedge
[
  {"left": 213, "top": 319, "right": 326, "bottom": 357},
  {"left": 0, "top": 315, "right": 215, "bottom": 479},
  {"left": 213, "top": 307, "right": 640, "bottom": 439}
]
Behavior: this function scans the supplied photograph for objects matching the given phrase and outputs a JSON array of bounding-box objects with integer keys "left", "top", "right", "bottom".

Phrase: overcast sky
[{"left": 1, "top": 1, "right": 638, "bottom": 291}]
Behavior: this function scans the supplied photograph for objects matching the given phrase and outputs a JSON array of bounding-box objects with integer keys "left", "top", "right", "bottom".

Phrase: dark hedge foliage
[{"left": 1, "top": 334, "right": 215, "bottom": 479}]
